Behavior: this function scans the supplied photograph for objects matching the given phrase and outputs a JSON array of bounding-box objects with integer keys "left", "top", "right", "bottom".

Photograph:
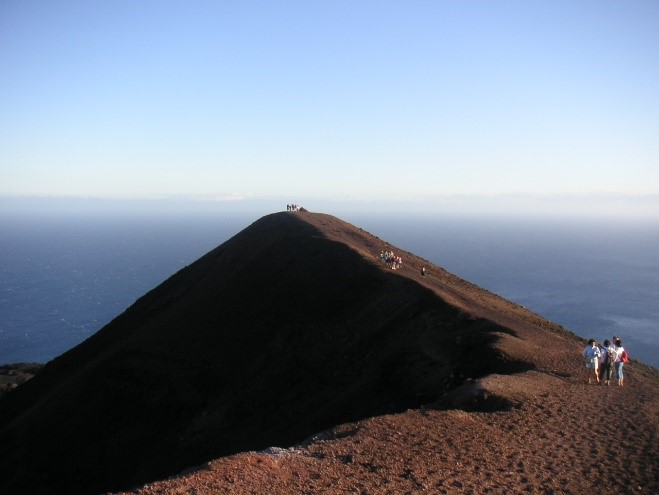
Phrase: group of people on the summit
[
  {"left": 380, "top": 251, "right": 402, "bottom": 270},
  {"left": 582, "top": 337, "right": 629, "bottom": 386},
  {"left": 286, "top": 204, "right": 302, "bottom": 211}
]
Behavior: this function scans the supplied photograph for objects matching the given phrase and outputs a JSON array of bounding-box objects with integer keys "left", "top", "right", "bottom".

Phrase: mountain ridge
[{"left": 0, "top": 211, "right": 656, "bottom": 495}]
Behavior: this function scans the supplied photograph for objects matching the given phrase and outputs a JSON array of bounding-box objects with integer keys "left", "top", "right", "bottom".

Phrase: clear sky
[{"left": 1, "top": 1, "right": 658, "bottom": 215}]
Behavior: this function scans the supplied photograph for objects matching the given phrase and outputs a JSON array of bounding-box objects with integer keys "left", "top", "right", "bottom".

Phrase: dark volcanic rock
[
  {"left": 0, "top": 363, "right": 43, "bottom": 397},
  {"left": 0, "top": 212, "right": 577, "bottom": 494}
]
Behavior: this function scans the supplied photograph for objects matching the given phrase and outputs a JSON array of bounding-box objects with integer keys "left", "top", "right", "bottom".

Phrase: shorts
[{"left": 585, "top": 358, "right": 597, "bottom": 369}]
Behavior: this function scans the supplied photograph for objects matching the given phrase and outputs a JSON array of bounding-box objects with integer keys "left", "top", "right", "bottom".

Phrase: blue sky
[{"left": 1, "top": 1, "right": 658, "bottom": 215}]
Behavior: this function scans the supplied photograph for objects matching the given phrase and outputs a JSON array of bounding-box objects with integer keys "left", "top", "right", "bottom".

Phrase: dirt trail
[{"left": 117, "top": 363, "right": 658, "bottom": 495}]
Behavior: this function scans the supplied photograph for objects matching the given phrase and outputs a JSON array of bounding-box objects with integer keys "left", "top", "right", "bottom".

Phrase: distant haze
[{"left": 2, "top": 194, "right": 659, "bottom": 222}]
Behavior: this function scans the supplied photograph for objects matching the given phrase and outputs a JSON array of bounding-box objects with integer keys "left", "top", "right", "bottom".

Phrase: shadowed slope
[{"left": 0, "top": 212, "right": 576, "bottom": 494}]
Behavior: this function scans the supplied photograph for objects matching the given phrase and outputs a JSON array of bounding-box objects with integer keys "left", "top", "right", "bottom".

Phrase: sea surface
[{"left": 1, "top": 211, "right": 658, "bottom": 369}]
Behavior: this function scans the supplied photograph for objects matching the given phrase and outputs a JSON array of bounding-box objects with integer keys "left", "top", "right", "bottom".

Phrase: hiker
[
  {"left": 421, "top": 267, "right": 426, "bottom": 277},
  {"left": 614, "top": 339, "right": 626, "bottom": 386},
  {"left": 378, "top": 251, "right": 403, "bottom": 270},
  {"left": 582, "top": 339, "right": 601, "bottom": 384},
  {"left": 599, "top": 339, "right": 617, "bottom": 386},
  {"left": 610, "top": 336, "right": 619, "bottom": 381}
]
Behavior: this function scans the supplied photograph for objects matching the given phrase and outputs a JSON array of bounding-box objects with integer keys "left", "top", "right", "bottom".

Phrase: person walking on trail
[
  {"left": 614, "top": 339, "right": 627, "bottom": 387},
  {"left": 610, "top": 336, "right": 619, "bottom": 381},
  {"left": 582, "top": 339, "right": 601, "bottom": 384},
  {"left": 599, "top": 339, "right": 617, "bottom": 386}
]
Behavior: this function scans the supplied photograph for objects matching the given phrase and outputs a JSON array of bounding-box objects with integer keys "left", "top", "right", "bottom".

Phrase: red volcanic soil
[
  {"left": 0, "top": 212, "right": 657, "bottom": 495},
  {"left": 113, "top": 212, "right": 659, "bottom": 495},
  {"left": 117, "top": 374, "right": 658, "bottom": 495}
]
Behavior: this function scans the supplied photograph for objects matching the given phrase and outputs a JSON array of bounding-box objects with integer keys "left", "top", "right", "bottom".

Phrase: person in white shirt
[
  {"left": 614, "top": 339, "right": 626, "bottom": 387},
  {"left": 582, "top": 339, "right": 601, "bottom": 384},
  {"left": 611, "top": 336, "right": 620, "bottom": 381}
]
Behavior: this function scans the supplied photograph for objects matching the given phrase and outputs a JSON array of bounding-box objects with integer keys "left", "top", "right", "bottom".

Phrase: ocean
[{"left": 1, "top": 211, "right": 658, "bottom": 369}]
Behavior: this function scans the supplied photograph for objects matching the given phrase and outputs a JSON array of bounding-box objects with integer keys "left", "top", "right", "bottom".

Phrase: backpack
[
  {"left": 606, "top": 348, "right": 616, "bottom": 364},
  {"left": 621, "top": 350, "right": 629, "bottom": 363}
]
